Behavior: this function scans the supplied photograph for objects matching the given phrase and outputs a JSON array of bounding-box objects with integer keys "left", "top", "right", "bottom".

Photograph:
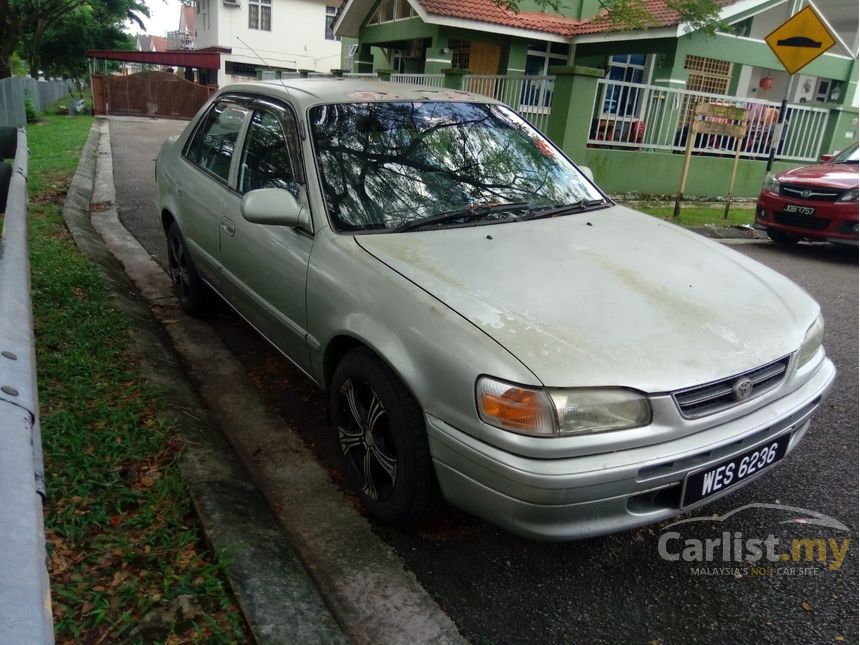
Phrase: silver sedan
[{"left": 155, "top": 80, "right": 835, "bottom": 540}]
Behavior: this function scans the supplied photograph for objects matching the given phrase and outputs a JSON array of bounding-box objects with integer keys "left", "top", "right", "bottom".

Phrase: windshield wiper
[
  {"left": 393, "top": 201, "right": 530, "bottom": 232},
  {"left": 518, "top": 199, "right": 608, "bottom": 222}
]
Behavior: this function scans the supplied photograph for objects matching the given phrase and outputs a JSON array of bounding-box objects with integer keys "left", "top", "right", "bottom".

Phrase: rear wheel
[
  {"left": 766, "top": 229, "right": 801, "bottom": 245},
  {"left": 329, "top": 348, "right": 437, "bottom": 525},
  {"left": 167, "top": 222, "right": 215, "bottom": 316}
]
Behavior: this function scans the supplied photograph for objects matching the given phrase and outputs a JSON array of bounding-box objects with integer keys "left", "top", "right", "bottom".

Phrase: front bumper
[
  {"left": 427, "top": 357, "right": 836, "bottom": 541},
  {"left": 756, "top": 191, "right": 858, "bottom": 244}
]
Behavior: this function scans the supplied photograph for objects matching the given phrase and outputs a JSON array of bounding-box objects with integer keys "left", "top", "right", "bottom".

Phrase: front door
[
  {"left": 469, "top": 42, "right": 501, "bottom": 75},
  {"left": 218, "top": 102, "right": 314, "bottom": 374}
]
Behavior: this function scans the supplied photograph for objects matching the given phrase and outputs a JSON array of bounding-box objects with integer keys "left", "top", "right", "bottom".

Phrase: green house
[
  {"left": 334, "top": 0, "right": 856, "bottom": 110},
  {"left": 333, "top": 0, "right": 857, "bottom": 196}
]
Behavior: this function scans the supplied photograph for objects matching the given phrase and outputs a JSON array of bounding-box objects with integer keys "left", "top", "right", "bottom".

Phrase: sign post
[
  {"left": 763, "top": 5, "right": 837, "bottom": 171},
  {"left": 673, "top": 103, "right": 747, "bottom": 219}
]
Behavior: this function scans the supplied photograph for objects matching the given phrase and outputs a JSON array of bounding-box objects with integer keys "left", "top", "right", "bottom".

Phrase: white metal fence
[
  {"left": 390, "top": 73, "right": 444, "bottom": 87},
  {"left": 340, "top": 72, "right": 555, "bottom": 134},
  {"left": 463, "top": 74, "right": 555, "bottom": 134},
  {"left": 588, "top": 78, "right": 829, "bottom": 162}
]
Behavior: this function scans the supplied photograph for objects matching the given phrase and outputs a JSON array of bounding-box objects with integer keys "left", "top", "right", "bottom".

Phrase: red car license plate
[{"left": 784, "top": 204, "right": 815, "bottom": 216}]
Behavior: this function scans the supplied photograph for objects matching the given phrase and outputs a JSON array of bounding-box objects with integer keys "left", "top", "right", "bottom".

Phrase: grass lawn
[
  {"left": 26, "top": 110, "right": 247, "bottom": 642},
  {"left": 635, "top": 205, "right": 756, "bottom": 228}
]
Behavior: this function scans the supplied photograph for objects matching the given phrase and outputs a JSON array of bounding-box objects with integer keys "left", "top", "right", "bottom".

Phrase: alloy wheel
[{"left": 337, "top": 377, "right": 398, "bottom": 500}]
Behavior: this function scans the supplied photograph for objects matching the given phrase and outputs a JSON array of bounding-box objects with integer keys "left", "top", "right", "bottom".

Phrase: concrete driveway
[{"left": 109, "top": 116, "right": 186, "bottom": 269}]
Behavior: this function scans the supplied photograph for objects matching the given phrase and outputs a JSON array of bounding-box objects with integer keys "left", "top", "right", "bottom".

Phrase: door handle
[{"left": 220, "top": 218, "right": 236, "bottom": 236}]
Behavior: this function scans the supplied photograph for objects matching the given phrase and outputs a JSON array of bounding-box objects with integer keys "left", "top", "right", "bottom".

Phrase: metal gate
[{"left": 92, "top": 71, "right": 215, "bottom": 119}]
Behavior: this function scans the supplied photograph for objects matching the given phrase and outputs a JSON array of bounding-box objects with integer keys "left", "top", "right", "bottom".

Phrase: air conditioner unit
[{"left": 223, "top": 0, "right": 240, "bottom": 7}]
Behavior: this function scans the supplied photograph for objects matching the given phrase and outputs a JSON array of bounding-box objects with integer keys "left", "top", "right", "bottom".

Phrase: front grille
[
  {"left": 673, "top": 356, "right": 790, "bottom": 419},
  {"left": 774, "top": 213, "right": 830, "bottom": 230},
  {"left": 779, "top": 183, "right": 844, "bottom": 202}
]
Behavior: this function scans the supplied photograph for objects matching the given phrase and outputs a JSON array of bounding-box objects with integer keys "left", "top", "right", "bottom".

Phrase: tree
[
  {"left": 0, "top": 0, "right": 146, "bottom": 78},
  {"left": 495, "top": 0, "right": 723, "bottom": 35}
]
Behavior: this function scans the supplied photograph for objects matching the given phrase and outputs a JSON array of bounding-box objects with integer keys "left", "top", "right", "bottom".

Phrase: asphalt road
[{"left": 109, "top": 116, "right": 858, "bottom": 644}]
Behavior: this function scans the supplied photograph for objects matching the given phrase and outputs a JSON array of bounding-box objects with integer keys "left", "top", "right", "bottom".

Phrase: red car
[{"left": 756, "top": 142, "right": 858, "bottom": 246}]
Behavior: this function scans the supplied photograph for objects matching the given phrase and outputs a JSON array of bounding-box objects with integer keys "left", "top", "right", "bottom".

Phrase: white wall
[
  {"left": 196, "top": 0, "right": 342, "bottom": 84},
  {"left": 743, "top": 66, "right": 790, "bottom": 102},
  {"left": 748, "top": 3, "right": 792, "bottom": 40}
]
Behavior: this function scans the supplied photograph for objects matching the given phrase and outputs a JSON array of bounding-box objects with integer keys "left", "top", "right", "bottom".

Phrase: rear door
[{"left": 178, "top": 100, "right": 250, "bottom": 282}]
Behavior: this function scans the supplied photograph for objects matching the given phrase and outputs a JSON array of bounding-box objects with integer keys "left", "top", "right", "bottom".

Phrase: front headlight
[
  {"left": 838, "top": 187, "right": 858, "bottom": 202},
  {"left": 764, "top": 174, "right": 781, "bottom": 194},
  {"left": 476, "top": 377, "right": 651, "bottom": 436},
  {"left": 798, "top": 313, "right": 824, "bottom": 367}
]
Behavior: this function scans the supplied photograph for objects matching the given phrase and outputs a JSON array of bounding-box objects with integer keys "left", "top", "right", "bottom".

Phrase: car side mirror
[
  {"left": 241, "top": 188, "right": 303, "bottom": 227},
  {"left": 819, "top": 153, "right": 835, "bottom": 163},
  {"left": 579, "top": 166, "right": 595, "bottom": 182}
]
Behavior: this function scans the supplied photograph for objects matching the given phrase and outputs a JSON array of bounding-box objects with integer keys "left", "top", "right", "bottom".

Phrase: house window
[
  {"left": 449, "top": 39, "right": 470, "bottom": 70},
  {"left": 249, "top": 0, "right": 271, "bottom": 31},
  {"left": 225, "top": 61, "right": 258, "bottom": 77},
  {"left": 525, "top": 41, "right": 569, "bottom": 76},
  {"left": 325, "top": 6, "right": 339, "bottom": 40},
  {"left": 602, "top": 54, "right": 647, "bottom": 116},
  {"left": 367, "top": 0, "right": 414, "bottom": 25},
  {"left": 684, "top": 55, "right": 732, "bottom": 95},
  {"left": 198, "top": 0, "right": 210, "bottom": 30}
]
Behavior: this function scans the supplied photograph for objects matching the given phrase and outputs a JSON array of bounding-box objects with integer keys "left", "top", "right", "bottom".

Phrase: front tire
[
  {"left": 329, "top": 348, "right": 437, "bottom": 525},
  {"left": 167, "top": 222, "right": 215, "bottom": 316}
]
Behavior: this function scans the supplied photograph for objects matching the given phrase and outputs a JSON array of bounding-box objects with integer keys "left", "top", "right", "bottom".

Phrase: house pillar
[
  {"left": 820, "top": 58, "right": 859, "bottom": 155},
  {"left": 442, "top": 68, "right": 469, "bottom": 90},
  {"left": 503, "top": 40, "right": 529, "bottom": 74},
  {"left": 424, "top": 30, "right": 453, "bottom": 74},
  {"left": 354, "top": 44, "right": 374, "bottom": 73},
  {"left": 545, "top": 66, "right": 602, "bottom": 163}
]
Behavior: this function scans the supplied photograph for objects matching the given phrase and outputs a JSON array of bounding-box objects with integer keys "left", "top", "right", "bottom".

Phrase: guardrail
[
  {"left": 589, "top": 78, "right": 829, "bottom": 162},
  {"left": 0, "top": 126, "right": 54, "bottom": 644}
]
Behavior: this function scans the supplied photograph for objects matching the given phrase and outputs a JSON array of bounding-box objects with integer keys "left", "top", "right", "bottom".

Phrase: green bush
[{"left": 24, "top": 98, "right": 37, "bottom": 123}]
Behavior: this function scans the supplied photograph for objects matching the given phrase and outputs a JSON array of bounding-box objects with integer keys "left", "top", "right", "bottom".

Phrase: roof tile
[{"left": 415, "top": 0, "right": 736, "bottom": 37}]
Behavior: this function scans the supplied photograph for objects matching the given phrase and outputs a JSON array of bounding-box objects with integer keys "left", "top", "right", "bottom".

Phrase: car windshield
[
  {"left": 832, "top": 143, "right": 858, "bottom": 163},
  {"left": 309, "top": 101, "right": 604, "bottom": 232}
]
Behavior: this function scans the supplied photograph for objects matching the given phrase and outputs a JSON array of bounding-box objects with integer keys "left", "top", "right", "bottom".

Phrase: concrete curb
[
  {"left": 67, "top": 118, "right": 465, "bottom": 644},
  {"left": 64, "top": 121, "right": 348, "bottom": 644}
]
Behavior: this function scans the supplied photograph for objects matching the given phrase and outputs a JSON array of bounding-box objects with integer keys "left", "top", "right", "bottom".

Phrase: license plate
[
  {"left": 784, "top": 204, "right": 815, "bottom": 216},
  {"left": 681, "top": 433, "right": 791, "bottom": 508}
]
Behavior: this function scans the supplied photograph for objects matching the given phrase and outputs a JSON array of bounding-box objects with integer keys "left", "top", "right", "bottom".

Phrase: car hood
[
  {"left": 778, "top": 163, "right": 858, "bottom": 189},
  {"left": 355, "top": 206, "right": 818, "bottom": 392}
]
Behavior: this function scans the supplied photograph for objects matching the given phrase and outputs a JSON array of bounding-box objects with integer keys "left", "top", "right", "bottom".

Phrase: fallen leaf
[{"left": 802, "top": 601, "right": 812, "bottom": 612}]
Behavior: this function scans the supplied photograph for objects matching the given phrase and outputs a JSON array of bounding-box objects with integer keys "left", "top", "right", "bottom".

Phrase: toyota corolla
[{"left": 155, "top": 80, "right": 835, "bottom": 540}]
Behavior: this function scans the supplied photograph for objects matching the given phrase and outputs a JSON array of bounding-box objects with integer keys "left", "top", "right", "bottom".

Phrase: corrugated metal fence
[
  {"left": 0, "top": 127, "right": 53, "bottom": 643},
  {"left": 0, "top": 78, "right": 71, "bottom": 127}
]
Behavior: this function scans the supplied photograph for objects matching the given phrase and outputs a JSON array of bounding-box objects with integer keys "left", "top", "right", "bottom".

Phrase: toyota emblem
[
  {"left": 732, "top": 377, "right": 754, "bottom": 401},
  {"left": 801, "top": 189, "right": 812, "bottom": 199}
]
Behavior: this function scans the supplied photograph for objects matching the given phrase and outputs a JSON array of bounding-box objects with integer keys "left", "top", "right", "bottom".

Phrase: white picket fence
[
  {"left": 589, "top": 78, "right": 829, "bottom": 162},
  {"left": 462, "top": 75, "right": 555, "bottom": 134},
  {"left": 391, "top": 73, "right": 444, "bottom": 87}
]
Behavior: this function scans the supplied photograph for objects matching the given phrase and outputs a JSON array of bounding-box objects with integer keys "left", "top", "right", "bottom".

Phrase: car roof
[{"left": 215, "top": 78, "right": 500, "bottom": 109}]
